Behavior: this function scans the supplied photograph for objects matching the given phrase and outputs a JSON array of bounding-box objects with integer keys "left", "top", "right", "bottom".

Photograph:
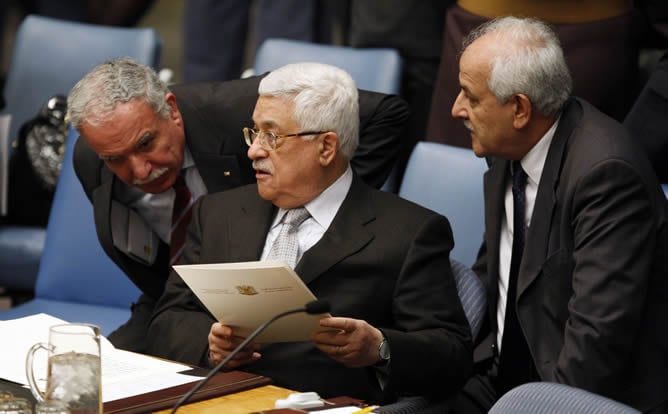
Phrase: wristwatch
[{"left": 378, "top": 337, "right": 391, "bottom": 363}]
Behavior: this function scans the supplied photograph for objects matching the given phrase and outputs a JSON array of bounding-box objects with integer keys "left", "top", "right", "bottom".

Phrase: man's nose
[
  {"left": 451, "top": 91, "right": 465, "bottom": 119},
  {"left": 129, "top": 154, "right": 150, "bottom": 178},
  {"left": 247, "top": 138, "right": 267, "bottom": 160}
]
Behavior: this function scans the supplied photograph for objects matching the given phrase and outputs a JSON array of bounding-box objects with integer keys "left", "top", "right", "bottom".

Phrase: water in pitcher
[{"left": 46, "top": 352, "right": 101, "bottom": 414}]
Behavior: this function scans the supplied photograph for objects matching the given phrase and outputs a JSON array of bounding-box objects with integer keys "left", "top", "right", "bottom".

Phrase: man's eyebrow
[
  {"left": 99, "top": 153, "right": 120, "bottom": 161},
  {"left": 135, "top": 131, "right": 154, "bottom": 146},
  {"left": 256, "top": 119, "right": 278, "bottom": 129}
]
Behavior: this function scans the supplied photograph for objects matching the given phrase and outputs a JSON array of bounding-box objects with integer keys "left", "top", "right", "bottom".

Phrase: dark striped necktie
[{"left": 169, "top": 174, "right": 194, "bottom": 265}]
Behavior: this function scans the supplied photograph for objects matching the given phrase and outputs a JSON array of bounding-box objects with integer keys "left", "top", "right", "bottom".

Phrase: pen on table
[{"left": 351, "top": 405, "right": 379, "bottom": 414}]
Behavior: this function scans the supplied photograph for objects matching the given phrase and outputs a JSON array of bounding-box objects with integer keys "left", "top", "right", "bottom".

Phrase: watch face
[{"left": 379, "top": 339, "right": 391, "bottom": 360}]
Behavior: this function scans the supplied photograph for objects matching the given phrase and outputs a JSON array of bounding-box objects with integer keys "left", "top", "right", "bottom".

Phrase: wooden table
[{"left": 154, "top": 385, "right": 294, "bottom": 414}]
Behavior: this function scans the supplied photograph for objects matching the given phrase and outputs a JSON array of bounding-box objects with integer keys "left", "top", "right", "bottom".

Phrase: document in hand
[{"left": 173, "top": 260, "right": 330, "bottom": 343}]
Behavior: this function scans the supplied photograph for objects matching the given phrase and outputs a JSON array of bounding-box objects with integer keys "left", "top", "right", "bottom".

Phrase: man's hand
[
  {"left": 310, "top": 317, "right": 384, "bottom": 368},
  {"left": 207, "top": 322, "right": 261, "bottom": 369}
]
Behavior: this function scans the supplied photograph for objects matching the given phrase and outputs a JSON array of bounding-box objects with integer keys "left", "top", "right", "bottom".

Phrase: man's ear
[
  {"left": 165, "top": 93, "right": 180, "bottom": 119},
  {"left": 319, "top": 132, "right": 338, "bottom": 166},
  {"left": 512, "top": 94, "right": 531, "bottom": 129}
]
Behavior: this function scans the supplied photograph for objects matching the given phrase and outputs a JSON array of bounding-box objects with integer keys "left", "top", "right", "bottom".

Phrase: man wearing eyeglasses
[
  {"left": 145, "top": 61, "right": 472, "bottom": 403},
  {"left": 68, "top": 57, "right": 409, "bottom": 355}
]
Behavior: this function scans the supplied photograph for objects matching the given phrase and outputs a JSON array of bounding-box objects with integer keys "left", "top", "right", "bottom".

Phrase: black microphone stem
[{"left": 170, "top": 306, "right": 309, "bottom": 414}]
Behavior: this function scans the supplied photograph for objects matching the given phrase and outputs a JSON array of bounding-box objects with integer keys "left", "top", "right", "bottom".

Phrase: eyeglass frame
[{"left": 243, "top": 127, "right": 328, "bottom": 150}]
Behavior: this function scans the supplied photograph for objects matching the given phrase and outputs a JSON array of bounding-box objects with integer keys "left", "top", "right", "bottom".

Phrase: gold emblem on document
[{"left": 236, "top": 285, "right": 259, "bottom": 295}]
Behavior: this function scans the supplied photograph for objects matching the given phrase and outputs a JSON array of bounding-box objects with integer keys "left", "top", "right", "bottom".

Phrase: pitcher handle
[{"left": 25, "top": 342, "right": 51, "bottom": 402}]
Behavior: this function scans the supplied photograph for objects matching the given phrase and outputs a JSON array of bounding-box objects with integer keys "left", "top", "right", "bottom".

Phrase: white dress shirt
[{"left": 261, "top": 166, "right": 353, "bottom": 264}]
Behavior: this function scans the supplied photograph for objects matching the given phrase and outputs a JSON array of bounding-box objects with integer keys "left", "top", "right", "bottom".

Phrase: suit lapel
[
  {"left": 517, "top": 99, "right": 580, "bottom": 298},
  {"left": 92, "top": 169, "right": 120, "bottom": 262},
  {"left": 483, "top": 159, "right": 509, "bottom": 328},
  {"left": 295, "top": 177, "right": 375, "bottom": 285},
  {"left": 227, "top": 188, "right": 276, "bottom": 262}
]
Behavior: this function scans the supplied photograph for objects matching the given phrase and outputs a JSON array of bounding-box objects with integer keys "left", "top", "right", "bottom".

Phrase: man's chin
[
  {"left": 136, "top": 175, "right": 173, "bottom": 194},
  {"left": 256, "top": 184, "right": 275, "bottom": 202},
  {"left": 137, "top": 182, "right": 168, "bottom": 194},
  {"left": 471, "top": 140, "right": 486, "bottom": 158}
]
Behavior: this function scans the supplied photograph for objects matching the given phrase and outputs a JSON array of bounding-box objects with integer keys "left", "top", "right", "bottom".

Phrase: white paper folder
[{"left": 173, "top": 260, "right": 329, "bottom": 343}]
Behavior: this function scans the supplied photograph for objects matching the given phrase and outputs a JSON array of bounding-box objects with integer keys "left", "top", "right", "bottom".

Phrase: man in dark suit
[
  {"left": 67, "top": 57, "right": 408, "bottom": 354},
  {"left": 448, "top": 17, "right": 668, "bottom": 413},
  {"left": 145, "top": 62, "right": 472, "bottom": 403}
]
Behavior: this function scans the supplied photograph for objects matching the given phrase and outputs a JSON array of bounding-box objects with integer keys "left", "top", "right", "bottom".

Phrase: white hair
[{"left": 259, "top": 62, "right": 359, "bottom": 160}]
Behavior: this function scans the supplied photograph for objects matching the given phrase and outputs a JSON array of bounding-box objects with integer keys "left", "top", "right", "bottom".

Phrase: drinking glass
[{"left": 25, "top": 323, "right": 101, "bottom": 414}]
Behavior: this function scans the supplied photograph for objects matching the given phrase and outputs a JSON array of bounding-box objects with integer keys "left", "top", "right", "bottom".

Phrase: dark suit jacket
[
  {"left": 146, "top": 177, "right": 472, "bottom": 403},
  {"left": 72, "top": 76, "right": 409, "bottom": 351},
  {"left": 624, "top": 50, "right": 668, "bottom": 182},
  {"left": 472, "top": 98, "right": 668, "bottom": 412}
]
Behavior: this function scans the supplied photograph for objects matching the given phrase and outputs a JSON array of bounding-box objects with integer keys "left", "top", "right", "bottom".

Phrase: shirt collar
[
  {"left": 182, "top": 145, "right": 195, "bottom": 170},
  {"left": 519, "top": 115, "right": 560, "bottom": 187},
  {"left": 272, "top": 165, "right": 353, "bottom": 230}
]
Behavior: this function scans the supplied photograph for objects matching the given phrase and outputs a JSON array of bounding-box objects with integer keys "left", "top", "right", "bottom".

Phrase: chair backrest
[
  {"left": 0, "top": 14, "right": 161, "bottom": 294},
  {"left": 1, "top": 14, "right": 162, "bottom": 151},
  {"left": 399, "top": 142, "right": 488, "bottom": 266},
  {"left": 488, "top": 382, "right": 641, "bottom": 414},
  {"left": 34, "top": 126, "right": 141, "bottom": 308},
  {"left": 451, "top": 259, "right": 485, "bottom": 340},
  {"left": 253, "top": 38, "right": 402, "bottom": 94}
]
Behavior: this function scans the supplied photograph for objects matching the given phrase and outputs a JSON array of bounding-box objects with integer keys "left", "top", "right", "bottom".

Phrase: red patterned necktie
[{"left": 169, "top": 174, "right": 194, "bottom": 265}]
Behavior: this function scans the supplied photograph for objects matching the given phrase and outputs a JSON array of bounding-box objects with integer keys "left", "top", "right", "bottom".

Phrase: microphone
[{"left": 170, "top": 299, "right": 330, "bottom": 413}]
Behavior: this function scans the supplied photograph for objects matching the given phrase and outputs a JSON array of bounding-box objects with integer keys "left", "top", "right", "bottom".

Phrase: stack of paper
[{"left": 0, "top": 313, "right": 201, "bottom": 403}]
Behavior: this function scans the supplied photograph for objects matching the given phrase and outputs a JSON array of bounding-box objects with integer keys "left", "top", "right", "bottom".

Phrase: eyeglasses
[{"left": 243, "top": 127, "right": 327, "bottom": 150}]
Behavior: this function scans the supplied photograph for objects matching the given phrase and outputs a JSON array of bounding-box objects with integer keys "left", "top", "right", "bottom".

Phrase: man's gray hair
[
  {"left": 258, "top": 62, "right": 359, "bottom": 161},
  {"left": 462, "top": 16, "right": 573, "bottom": 117},
  {"left": 67, "top": 57, "right": 170, "bottom": 130}
]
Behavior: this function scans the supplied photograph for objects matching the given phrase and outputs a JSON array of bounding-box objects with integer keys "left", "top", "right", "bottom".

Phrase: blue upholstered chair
[
  {"left": 398, "top": 142, "right": 488, "bottom": 266},
  {"left": 253, "top": 38, "right": 402, "bottom": 95},
  {"left": 488, "top": 382, "right": 641, "bottom": 414},
  {"left": 0, "top": 15, "right": 161, "bottom": 296},
  {"left": 0, "top": 127, "right": 141, "bottom": 334}
]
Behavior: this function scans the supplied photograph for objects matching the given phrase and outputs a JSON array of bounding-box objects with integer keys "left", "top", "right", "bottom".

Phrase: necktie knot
[
  {"left": 511, "top": 160, "right": 527, "bottom": 191},
  {"left": 283, "top": 207, "right": 310, "bottom": 229}
]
